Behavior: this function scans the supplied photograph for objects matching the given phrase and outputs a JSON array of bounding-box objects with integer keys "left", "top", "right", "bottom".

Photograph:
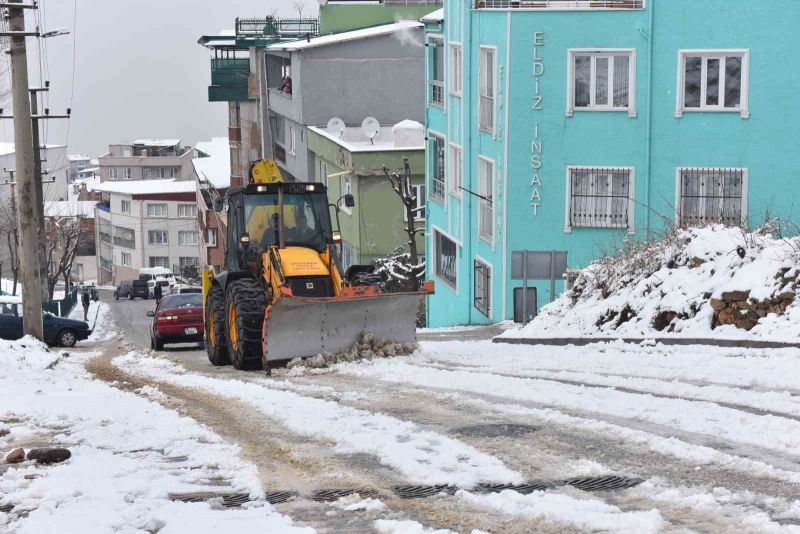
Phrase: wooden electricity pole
[{"left": 6, "top": 0, "right": 43, "bottom": 339}]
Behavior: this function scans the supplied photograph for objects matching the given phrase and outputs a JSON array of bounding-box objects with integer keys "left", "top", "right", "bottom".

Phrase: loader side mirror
[
  {"left": 332, "top": 231, "right": 342, "bottom": 245},
  {"left": 214, "top": 198, "right": 224, "bottom": 212},
  {"left": 240, "top": 233, "right": 251, "bottom": 248},
  {"left": 146, "top": 311, "right": 155, "bottom": 317},
  {"left": 343, "top": 194, "right": 355, "bottom": 208}
]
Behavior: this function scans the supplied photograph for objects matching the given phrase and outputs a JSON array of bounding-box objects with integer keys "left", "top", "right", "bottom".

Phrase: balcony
[
  {"left": 235, "top": 17, "right": 319, "bottom": 46},
  {"left": 474, "top": 0, "right": 643, "bottom": 8},
  {"left": 208, "top": 57, "right": 251, "bottom": 103}
]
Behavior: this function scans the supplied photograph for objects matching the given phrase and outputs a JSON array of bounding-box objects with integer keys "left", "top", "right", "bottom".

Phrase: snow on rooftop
[
  {"left": 421, "top": 8, "right": 444, "bottom": 23},
  {"left": 92, "top": 179, "right": 196, "bottom": 196},
  {"left": 132, "top": 139, "right": 181, "bottom": 147},
  {"left": 193, "top": 137, "right": 231, "bottom": 190},
  {"left": 67, "top": 154, "right": 91, "bottom": 161},
  {"left": 45, "top": 200, "right": 97, "bottom": 219},
  {"left": 267, "top": 20, "right": 423, "bottom": 52},
  {"left": 310, "top": 119, "right": 424, "bottom": 153},
  {"left": 0, "top": 143, "right": 66, "bottom": 157}
]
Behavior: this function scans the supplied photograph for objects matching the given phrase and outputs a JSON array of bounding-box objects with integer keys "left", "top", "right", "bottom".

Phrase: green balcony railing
[{"left": 211, "top": 58, "right": 250, "bottom": 86}]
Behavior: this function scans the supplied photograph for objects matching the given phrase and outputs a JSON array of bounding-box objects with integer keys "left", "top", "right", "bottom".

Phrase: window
[
  {"left": 155, "top": 168, "right": 165, "bottom": 179},
  {"left": 288, "top": 125, "right": 296, "bottom": 155},
  {"left": 567, "top": 167, "right": 634, "bottom": 230},
  {"left": 148, "top": 230, "right": 168, "bottom": 245},
  {"left": 179, "top": 231, "right": 198, "bottom": 246},
  {"left": 229, "top": 101, "right": 241, "bottom": 128},
  {"left": 430, "top": 133, "right": 445, "bottom": 202},
  {"left": 479, "top": 46, "right": 496, "bottom": 133},
  {"left": 170, "top": 168, "right": 179, "bottom": 178},
  {"left": 109, "top": 168, "right": 118, "bottom": 180},
  {"left": 430, "top": 38, "right": 444, "bottom": 106},
  {"left": 147, "top": 203, "right": 167, "bottom": 217},
  {"left": 143, "top": 168, "right": 152, "bottom": 179},
  {"left": 149, "top": 256, "right": 169, "bottom": 268},
  {"left": 177, "top": 204, "right": 197, "bottom": 218},
  {"left": 122, "top": 168, "right": 132, "bottom": 180},
  {"left": 114, "top": 226, "right": 135, "bottom": 248},
  {"left": 449, "top": 144, "right": 462, "bottom": 196},
  {"left": 207, "top": 228, "right": 218, "bottom": 247},
  {"left": 478, "top": 157, "right": 494, "bottom": 243},
  {"left": 677, "top": 167, "right": 746, "bottom": 227},
  {"left": 320, "top": 161, "right": 328, "bottom": 187},
  {"left": 179, "top": 257, "right": 200, "bottom": 268},
  {"left": 274, "top": 116, "right": 286, "bottom": 146},
  {"left": 404, "top": 185, "right": 426, "bottom": 221},
  {"left": 676, "top": 50, "right": 749, "bottom": 118},
  {"left": 449, "top": 43, "right": 462, "bottom": 96},
  {"left": 341, "top": 175, "right": 353, "bottom": 214},
  {"left": 121, "top": 252, "right": 132, "bottom": 267},
  {"left": 474, "top": 259, "right": 491, "bottom": 317},
  {"left": 120, "top": 200, "right": 131, "bottom": 214},
  {"left": 434, "top": 229, "right": 457, "bottom": 289},
  {"left": 568, "top": 49, "right": 636, "bottom": 116}
]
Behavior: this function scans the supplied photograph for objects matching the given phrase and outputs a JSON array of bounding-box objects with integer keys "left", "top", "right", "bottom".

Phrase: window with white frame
[
  {"left": 148, "top": 230, "right": 168, "bottom": 245},
  {"left": 177, "top": 204, "right": 197, "bottom": 218},
  {"left": 474, "top": 259, "right": 491, "bottom": 317},
  {"left": 434, "top": 229, "right": 457, "bottom": 289},
  {"left": 479, "top": 46, "right": 496, "bottom": 133},
  {"left": 677, "top": 167, "right": 746, "bottom": 227},
  {"left": 567, "top": 167, "right": 633, "bottom": 230},
  {"left": 207, "top": 228, "right": 218, "bottom": 247},
  {"left": 154, "top": 168, "right": 164, "bottom": 179},
  {"left": 288, "top": 125, "right": 296, "bottom": 155},
  {"left": 430, "top": 38, "right": 444, "bottom": 106},
  {"left": 478, "top": 157, "right": 494, "bottom": 243},
  {"left": 143, "top": 168, "right": 152, "bottom": 179},
  {"left": 341, "top": 175, "right": 353, "bottom": 214},
  {"left": 568, "top": 49, "right": 636, "bottom": 116},
  {"left": 149, "top": 256, "right": 169, "bottom": 268},
  {"left": 404, "top": 184, "right": 426, "bottom": 221},
  {"left": 430, "top": 133, "right": 445, "bottom": 201},
  {"left": 121, "top": 252, "right": 132, "bottom": 267},
  {"left": 677, "top": 50, "right": 749, "bottom": 118},
  {"left": 449, "top": 144, "right": 462, "bottom": 195},
  {"left": 108, "top": 168, "right": 118, "bottom": 180},
  {"left": 122, "top": 168, "right": 132, "bottom": 180},
  {"left": 170, "top": 167, "right": 178, "bottom": 178},
  {"left": 120, "top": 200, "right": 131, "bottom": 214},
  {"left": 180, "top": 257, "right": 200, "bottom": 268},
  {"left": 178, "top": 231, "right": 198, "bottom": 246},
  {"left": 147, "top": 203, "right": 167, "bottom": 217},
  {"left": 449, "top": 43, "right": 462, "bottom": 96}
]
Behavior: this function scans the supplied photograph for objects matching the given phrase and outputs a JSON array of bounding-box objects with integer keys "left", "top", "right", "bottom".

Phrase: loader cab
[{"left": 225, "top": 182, "right": 336, "bottom": 272}]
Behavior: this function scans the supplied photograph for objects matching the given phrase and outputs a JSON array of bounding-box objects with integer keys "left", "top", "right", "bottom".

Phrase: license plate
[{"left": 184, "top": 327, "right": 198, "bottom": 335}]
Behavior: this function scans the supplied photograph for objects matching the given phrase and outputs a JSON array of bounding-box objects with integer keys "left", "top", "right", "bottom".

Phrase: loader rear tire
[
  {"left": 226, "top": 278, "right": 267, "bottom": 371},
  {"left": 205, "top": 285, "right": 230, "bottom": 366}
]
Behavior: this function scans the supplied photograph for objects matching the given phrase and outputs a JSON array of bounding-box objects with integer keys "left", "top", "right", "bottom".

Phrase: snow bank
[{"left": 502, "top": 226, "right": 800, "bottom": 340}]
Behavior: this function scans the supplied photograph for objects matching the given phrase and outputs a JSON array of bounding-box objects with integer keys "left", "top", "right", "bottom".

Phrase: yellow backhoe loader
[{"left": 201, "top": 159, "right": 433, "bottom": 373}]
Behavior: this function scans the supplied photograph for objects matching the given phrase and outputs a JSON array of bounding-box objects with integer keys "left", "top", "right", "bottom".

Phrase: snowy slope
[{"left": 502, "top": 226, "right": 800, "bottom": 340}]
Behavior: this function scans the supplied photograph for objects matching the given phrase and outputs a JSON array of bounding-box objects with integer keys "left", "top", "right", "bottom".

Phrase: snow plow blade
[{"left": 264, "top": 289, "right": 429, "bottom": 364}]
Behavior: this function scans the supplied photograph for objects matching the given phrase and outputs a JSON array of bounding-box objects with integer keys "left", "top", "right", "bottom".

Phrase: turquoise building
[{"left": 423, "top": 0, "right": 800, "bottom": 327}]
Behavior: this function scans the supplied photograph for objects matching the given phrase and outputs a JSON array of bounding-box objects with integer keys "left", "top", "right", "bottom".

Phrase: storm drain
[
  {"left": 311, "top": 488, "right": 380, "bottom": 502},
  {"left": 265, "top": 490, "right": 298, "bottom": 504},
  {"left": 472, "top": 481, "right": 555, "bottom": 495},
  {"left": 0, "top": 503, "right": 13, "bottom": 513},
  {"left": 563, "top": 475, "right": 644, "bottom": 492},
  {"left": 169, "top": 492, "right": 253, "bottom": 508},
  {"left": 393, "top": 484, "right": 459, "bottom": 499},
  {"left": 451, "top": 423, "right": 539, "bottom": 438}
]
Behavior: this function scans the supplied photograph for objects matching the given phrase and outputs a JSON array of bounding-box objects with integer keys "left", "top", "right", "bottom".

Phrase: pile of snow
[
  {"left": 286, "top": 332, "right": 417, "bottom": 373},
  {"left": 502, "top": 226, "right": 800, "bottom": 340}
]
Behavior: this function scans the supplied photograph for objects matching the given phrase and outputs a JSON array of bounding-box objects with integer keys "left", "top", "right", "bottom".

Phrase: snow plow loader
[{"left": 201, "top": 160, "right": 433, "bottom": 374}]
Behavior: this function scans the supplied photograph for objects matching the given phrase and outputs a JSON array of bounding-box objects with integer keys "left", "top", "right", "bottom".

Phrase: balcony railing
[
  {"left": 474, "top": 0, "right": 643, "bottom": 8},
  {"left": 99, "top": 232, "right": 111, "bottom": 244},
  {"left": 113, "top": 236, "right": 135, "bottom": 249},
  {"left": 235, "top": 17, "right": 319, "bottom": 41}
]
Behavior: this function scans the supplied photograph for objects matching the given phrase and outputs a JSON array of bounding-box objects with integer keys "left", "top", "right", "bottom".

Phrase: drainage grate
[
  {"left": 451, "top": 423, "right": 539, "bottom": 438},
  {"left": 0, "top": 503, "right": 13, "bottom": 513},
  {"left": 563, "top": 475, "right": 643, "bottom": 492},
  {"left": 265, "top": 490, "right": 298, "bottom": 504},
  {"left": 393, "top": 484, "right": 459, "bottom": 499},
  {"left": 473, "top": 481, "right": 555, "bottom": 494},
  {"left": 169, "top": 492, "right": 253, "bottom": 508},
  {"left": 311, "top": 488, "right": 380, "bottom": 502}
]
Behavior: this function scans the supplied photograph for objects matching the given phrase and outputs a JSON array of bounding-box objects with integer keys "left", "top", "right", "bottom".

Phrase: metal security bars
[
  {"left": 678, "top": 168, "right": 745, "bottom": 227},
  {"left": 568, "top": 167, "right": 632, "bottom": 229},
  {"left": 474, "top": 260, "right": 491, "bottom": 317},
  {"left": 475, "top": 0, "right": 643, "bottom": 8},
  {"left": 235, "top": 17, "right": 319, "bottom": 40},
  {"left": 430, "top": 135, "right": 445, "bottom": 201},
  {"left": 434, "top": 230, "right": 457, "bottom": 289}
]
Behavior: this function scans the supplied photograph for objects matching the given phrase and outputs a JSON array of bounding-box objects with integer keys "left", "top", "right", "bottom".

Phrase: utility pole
[
  {"left": 6, "top": 0, "right": 43, "bottom": 339},
  {"left": 30, "top": 86, "right": 49, "bottom": 302}
]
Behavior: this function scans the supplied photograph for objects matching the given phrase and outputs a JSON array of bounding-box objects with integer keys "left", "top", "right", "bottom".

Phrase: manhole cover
[
  {"left": 564, "top": 475, "right": 643, "bottom": 492},
  {"left": 311, "top": 488, "right": 379, "bottom": 502},
  {"left": 394, "top": 484, "right": 458, "bottom": 499},
  {"left": 473, "top": 481, "right": 555, "bottom": 494},
  {"left": 451, "top": 423, "right": 539, "bottom": 438},
  {"left": 169, "top": 492, "right": 254, "bottom": 508}
]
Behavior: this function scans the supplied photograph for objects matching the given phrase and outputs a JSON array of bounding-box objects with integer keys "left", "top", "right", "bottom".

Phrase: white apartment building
[{"left": 93, "top": 179, "right": 202, "bottom": 285}]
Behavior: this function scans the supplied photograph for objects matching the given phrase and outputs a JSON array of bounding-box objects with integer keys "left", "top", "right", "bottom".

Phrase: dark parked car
[
  {"left": 147, "top": 293, "right": 204, "bottom": 350},
  {"left": 115, "top": 280, "right": 149, "bottom": 300},
  {"left": 0, "top": 297, "right": 90, "bottom": 347}
]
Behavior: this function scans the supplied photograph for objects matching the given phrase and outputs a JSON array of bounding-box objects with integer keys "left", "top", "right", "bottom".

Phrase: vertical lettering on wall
[{"left": 531, "top": 32, "right": 544, "bottom": 216}]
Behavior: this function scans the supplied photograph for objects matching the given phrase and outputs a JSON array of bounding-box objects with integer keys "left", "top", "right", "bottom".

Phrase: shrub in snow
[{"left": 505, "top": 225, "right": 800, "bottom": 340}]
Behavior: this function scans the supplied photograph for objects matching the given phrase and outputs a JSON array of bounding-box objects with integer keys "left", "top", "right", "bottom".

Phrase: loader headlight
[
  {"left": 305, "top": 184, "right": 316, "bottom": 191},
  {"left": 256, "top": 185, "right": 267, "bottom": 192},
  {"left": 332, "top": 231, "right": 342, "bottom": 244}
]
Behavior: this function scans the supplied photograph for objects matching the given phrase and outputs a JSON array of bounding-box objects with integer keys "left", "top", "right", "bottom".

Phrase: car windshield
[
  {"left": 246, "top": 192, "right": 332, "bottom": 252},
  {"left": 161, "top": 294, "right": 202, "bottom": 309}
]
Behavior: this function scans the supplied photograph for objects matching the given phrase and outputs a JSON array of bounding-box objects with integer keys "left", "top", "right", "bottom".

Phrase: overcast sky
[{"left": 2, "top": 0, "right": 318, "bottom": 158}]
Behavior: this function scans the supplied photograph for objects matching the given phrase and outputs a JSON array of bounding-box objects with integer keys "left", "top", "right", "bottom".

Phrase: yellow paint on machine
[{"left": 278, "top": 247, "right": 329, "bottom": 277}]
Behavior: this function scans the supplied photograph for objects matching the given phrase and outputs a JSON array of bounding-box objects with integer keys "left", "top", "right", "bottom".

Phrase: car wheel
[
  {"left": 153, "top": 336, "right": 164, "bottom": 351},
  {"left": 58, "top": 329, "right": 77, "bottom": 348}
]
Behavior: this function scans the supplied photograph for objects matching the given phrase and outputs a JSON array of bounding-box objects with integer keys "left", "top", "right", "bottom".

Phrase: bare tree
[
  {"left": 382, "top": 158, "right": 425, "bottom": 292},
  {"left": 0, "top": 197, "right": 20, "bottom": 295},
  {"left": 292, "top": 0, "right": 306, "bottom": 18},
  {"left": 44, "top": 212, "right": 92, "bottom": 300}
]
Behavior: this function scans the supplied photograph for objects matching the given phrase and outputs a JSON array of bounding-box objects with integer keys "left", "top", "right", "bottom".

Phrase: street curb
[{"left": 492, "top": 336, "right": 800, "bottom": 350}]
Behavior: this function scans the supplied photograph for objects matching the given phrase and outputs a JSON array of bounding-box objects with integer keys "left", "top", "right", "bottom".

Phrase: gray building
[
  {"left": 262, "top": 21, "right": 425, "bottom": 181},
  {"left": 97, "top": 139, "right": 195, "bottom": 183}
]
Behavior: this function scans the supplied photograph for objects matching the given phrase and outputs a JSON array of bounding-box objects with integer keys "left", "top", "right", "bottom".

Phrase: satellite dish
[
  {"left": 327, "top": 117, "right": 345, "bottom": 139},
  {"left": 318, "top": 0, "right": 328, "bottom": 5},
  {"left": 361, "top": 117, "right": 380, "bottom": 144}
]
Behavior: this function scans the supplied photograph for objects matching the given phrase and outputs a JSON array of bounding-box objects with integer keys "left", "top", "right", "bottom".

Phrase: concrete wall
[{"left": 98, "top": 151, "right": 194, "bottom": 182}]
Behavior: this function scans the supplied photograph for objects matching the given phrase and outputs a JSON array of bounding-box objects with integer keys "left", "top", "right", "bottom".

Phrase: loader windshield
[{"left": 246, "top": 192, "right": 332, "bottom": 252}]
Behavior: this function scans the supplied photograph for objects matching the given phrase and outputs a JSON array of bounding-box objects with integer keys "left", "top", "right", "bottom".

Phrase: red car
[{"left": 148, "top": 293, "right": 204, "bottom": 350}]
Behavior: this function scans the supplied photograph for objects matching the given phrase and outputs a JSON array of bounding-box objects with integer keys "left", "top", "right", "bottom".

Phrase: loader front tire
[
  {"left": 226, "top": 278, "right": 267, "bottom": 371},
  {"left": 205, "top": 285, "right": 230, "bottom": 366}
]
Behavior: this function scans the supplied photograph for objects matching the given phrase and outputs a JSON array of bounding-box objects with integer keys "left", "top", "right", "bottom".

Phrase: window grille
[
  {"left": 568, "top": 167, "right": 631, "bottom": 229},
  {"left": 434, "top": 230, "right": 457, "bottom": 289},
  {"left": 474, "top": 260, "right": 491, "bottom": 317},
  {"left": 430, "top": 135, "right": 445, "bottom": 201},
  {"left": 678, "top": 168, "right": 744, "bottom": 227}
]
